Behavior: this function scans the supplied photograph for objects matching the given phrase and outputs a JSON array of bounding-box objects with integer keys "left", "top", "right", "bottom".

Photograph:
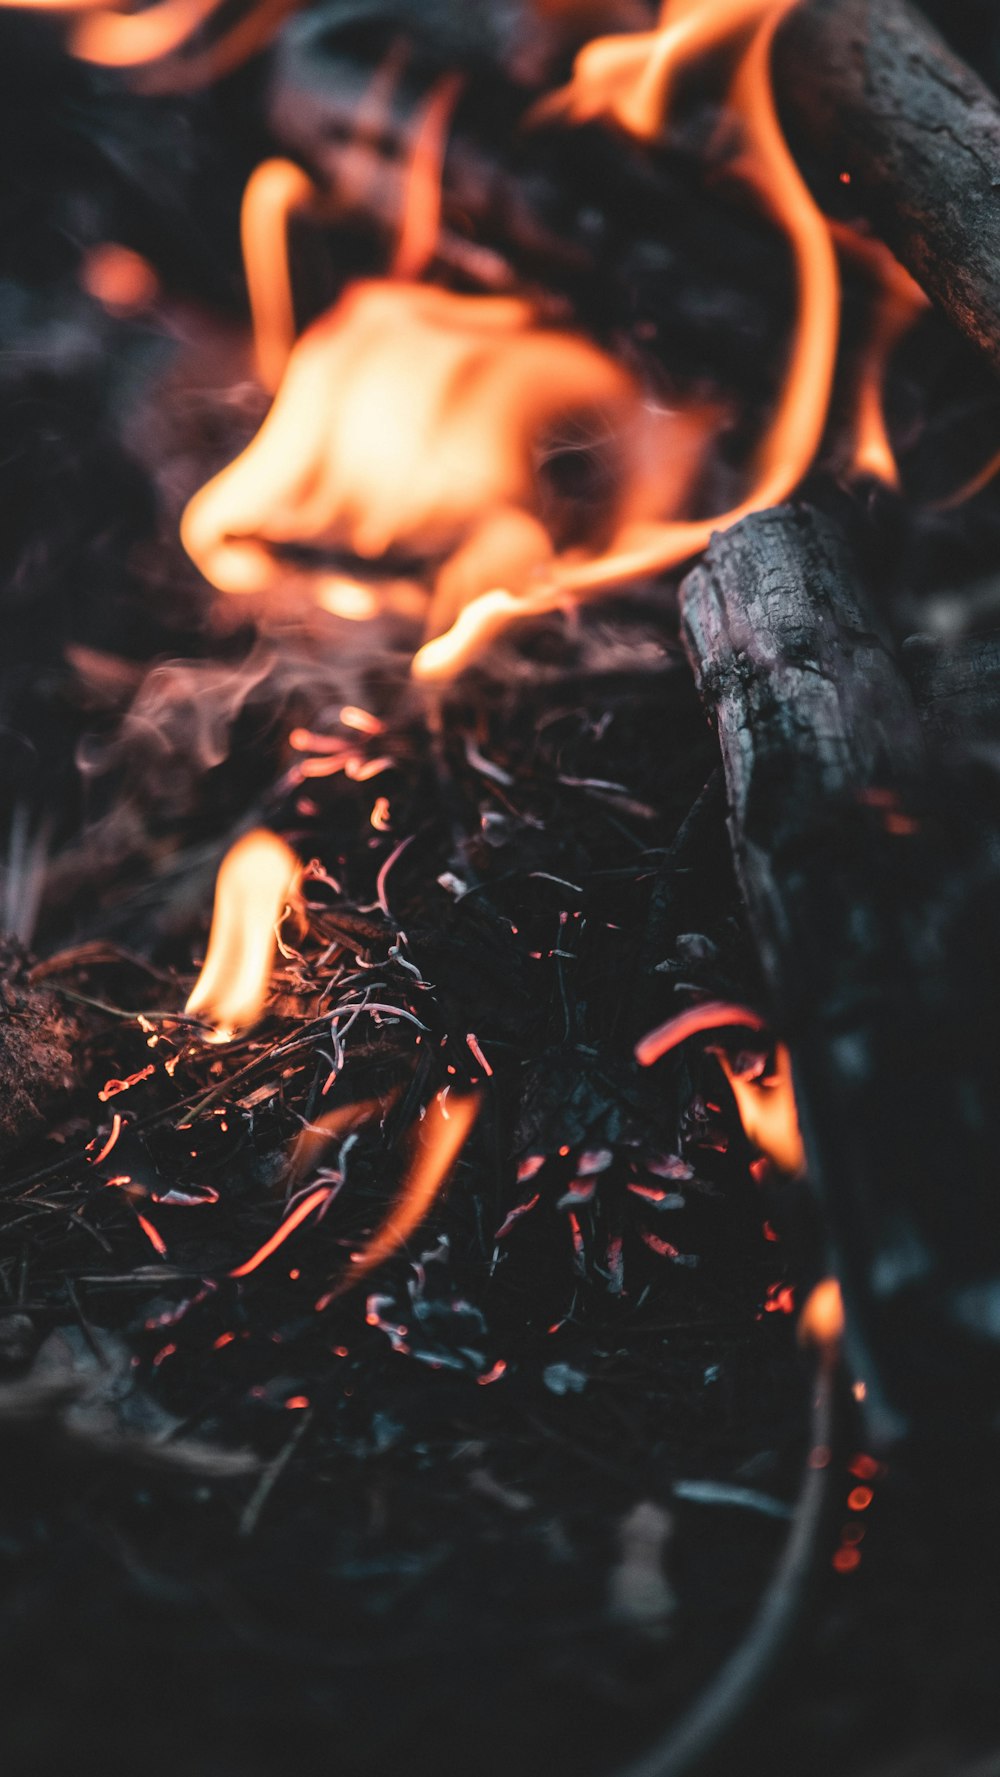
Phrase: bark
[
  {"left": 680, "top": 505, "right": 1000, "bottom": 1443},
  {"left": 775, "top": 0, "right": 1000, "bottom": 373}
]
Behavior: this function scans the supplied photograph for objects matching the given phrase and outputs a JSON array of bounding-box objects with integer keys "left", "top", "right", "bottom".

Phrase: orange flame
[
  {"left": 180, "top": 279, "right": 666, "bottom": 602},
  {"left": 230, "top": 1182, "right": 332, "bottom": 1277},
  {"left": 832, "top": 225, "right": 927, "bottom": 489},
  {"left": 636, "top": 1004, "right": 804, "bottom": 1176},
  {"left": 241, "top": 158, "right": 321, "bottom": 393},
  {"left": 412, "top": 1, "right": 841, "bottom": 678},
  {"left": 716, "top": 1042, "right": 805, "bottom": 1176},
  {"left": 0, "top": 0, "right": 296, "bottom": 86},
  {"left": 343, "top": 1090, "right": 479, "bottom": 1292},
  {"left": 392, "top": 71, "right": 465, "bottom": 282},
  {"left": 185, "top": 829, "right": 300, "bottom": 1040}
]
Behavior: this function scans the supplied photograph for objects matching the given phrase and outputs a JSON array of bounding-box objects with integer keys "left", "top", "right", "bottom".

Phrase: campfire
[{"left": 1, "top": 1, "right": 999, "bottom": 1773}]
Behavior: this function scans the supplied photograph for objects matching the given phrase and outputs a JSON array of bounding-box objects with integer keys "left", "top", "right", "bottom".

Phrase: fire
[
  {"left": 833, "top": 226, "right": 927, "bottom": 488},
  {"left": 413, "top": 0, "right": 841, "bottom": 676},
  {"left": 636, "top": 1004, "right": 804, "bottom": 1177},
  {"left": 343, "top": 1091, "right": 479, "bottom": 1291},
  {"left": 185, "top": 829, "right": 300, "bottom": 1041},
  {"left": 799, "top": 1276, "right": 844, "bottom": 1348},
  {"left": 180, "top": 279, "right": 684, "bottom": 608},
  {"left": 716, "top": 1042, "right": 805, "bottom": 1177},
  {"left": 0, "top": 0, "right": 296, "bottom": 85}
]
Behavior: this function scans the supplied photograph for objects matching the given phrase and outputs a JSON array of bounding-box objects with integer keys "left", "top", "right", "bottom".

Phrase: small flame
[
  {"left": 185, "top": 829, "right": 300, "bottom": 1040},
  {"left": 241, "top": 158, "right": 321, "bottom": 394},
  {"left": 716, "top": 1042, "right": 805, "bottom": 1177},
  {"left": 636, "top": 1004, "right": 804, "bottom": 1176},
  {"left": 832, "top": 225, "right": 927, "bottom": 488},
  {"left": 343, "top": 1091, "right": 479, "bottom": 1291},
  {"left": 1, "top": 0, "right": 297, "bottom": 86}
]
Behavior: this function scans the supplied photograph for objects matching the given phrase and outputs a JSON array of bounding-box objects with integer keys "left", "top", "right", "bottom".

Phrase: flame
[
  {"left": 532, "top": 0, "right": 788, "bottom": 139},
  {"left": 0, "top": 0, "right": 295, "bottom": 85},
  {"left": 832, "top": 226, "right": 927, "bottom": 488},
  {"left": 716, "top": 1042, "right": 805, "bottom": 1176},
  {"left": 393, "top": 71, "right": 465, "bottom": 282},
  {"left": 636, "top": 1004, "right": 804, "bottom": 1176},
  {"left": 413, "top": 0, "right": 841, "bottom": 677},
  {"left": 343, "top": 1091, "right": 479, "bottom": 1291},
  {"left": 185, "top": 829, "right": 300, "bottom": 1040},
  {"left": 241, "top": 159, "right": 321, "bottom": 394},
  {"left": 180, "top": 279, "right": 664, "bottom": 601}
]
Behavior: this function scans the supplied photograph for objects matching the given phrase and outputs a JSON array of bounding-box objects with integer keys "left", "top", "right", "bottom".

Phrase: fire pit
[{"left": 1, "top": 2, "right": 999, "bottom": 1774}]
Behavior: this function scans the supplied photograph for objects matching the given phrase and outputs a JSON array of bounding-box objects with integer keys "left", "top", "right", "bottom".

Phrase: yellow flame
[
  {"left": 180, "top": 279, "right": 656, "bottom": 599},
  {"left": 185, "top": 829, "right": 299, "bottom": 1040},
  {"left": 716, "top": 1042, "right": 805, "bottom": 1176}
]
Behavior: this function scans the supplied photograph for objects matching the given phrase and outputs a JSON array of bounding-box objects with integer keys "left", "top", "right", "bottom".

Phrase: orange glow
[
  {"left": 833, "top": 225, "right": 927, "bottom": 487},
  {"left": 635, "top": 999, "right": 766, "bottom": 1068},
  {"left": 0, "top": 0, "right": 298, "bottom": 88},
  {"left": 80, "top": 243, "right": 158, "bottom": 314},
  {"left": 413, "top": 0, "right": 841, "bottom": 678},
  {"left": 533, "top": 0, "right": 787, "bottom": 139},
  {"left": 342, "top": 1091, "right": 479, "bottom": 1291},
  {"left": 180, "top": 280, "right": 653, "bottom": 602},
  {"left": 241, "top": 158, "right": 321, "bottom": 392},
  {"left": 717, "top": 1042, "right": 805, "bottom": 1176},
  {"left": 70, "top": 0, "right": 220, "bottom": 66},
  {"left": 185, "top": 829, "right": 300, "bottom": 1041},
  {"left": 287, "top": 1096, "right": 394, "bottom": 1185},
  {"left": 393, "top": 72, "right": 465, "bottom": 281},
  {"left": 230, "top": 1183, "right": 332, "bottom": 1277},
  {"left": 847, "top": 1484, "right": 873, "bottom": 1511},
  {"left": 137, "top": 1212, "right": 168, "bottom": 1257},
  {"left": 799, "top": 1276, "right": 845, "bottom": 1348}
]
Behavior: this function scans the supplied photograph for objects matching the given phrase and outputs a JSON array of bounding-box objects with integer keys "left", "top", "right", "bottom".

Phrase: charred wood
[
  {"left": 680, "top": 504, "right": 1000, "bottom": 1444},
  {"left": 775, "top": 0, "right": 1000, "bottom": 374}
]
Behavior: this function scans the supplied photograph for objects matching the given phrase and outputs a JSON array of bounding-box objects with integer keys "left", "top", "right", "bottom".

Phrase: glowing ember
[
  {"left": 636, "top": 1000, "right": 766, "bottom": 1068},
  {"left": 798, "top": 1276, "right": 845, "bottom": 1348},
  {"left": 229, "top": 1182, "right": 333, "bottom": 1278},
  {"left": 185, "top": 829, "right": 300, "bottom": 1041},
  {"left": 80, "top": 243, "right": 158, "bottom": 314}
]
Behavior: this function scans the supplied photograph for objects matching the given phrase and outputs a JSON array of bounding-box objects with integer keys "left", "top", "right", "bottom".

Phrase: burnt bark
[
  {"left": 680, "top": 505, "right": 1000, "bottom": 1444},
  {"left": 775, "top": 0, "right": 1000, "bottom": 374}
]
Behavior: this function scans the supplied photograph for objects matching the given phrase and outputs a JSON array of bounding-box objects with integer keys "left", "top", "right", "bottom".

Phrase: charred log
[
  {"left": 680, "top": 504, "right": 1000, "bottom": 1444},
  {"left": 0, "top": 942, "right": 83, "bottom": 1161},
  {"left": 775, "top": 0, "right": 1000, "bottom": 374}
]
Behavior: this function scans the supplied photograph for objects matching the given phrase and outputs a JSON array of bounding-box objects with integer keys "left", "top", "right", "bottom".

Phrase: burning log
[
  {"left": 680, "top": 502, "right": 1000, "bottom": 1443},
  {"left": 774, "top": 0, "right": 1000, "bottom": 374}
]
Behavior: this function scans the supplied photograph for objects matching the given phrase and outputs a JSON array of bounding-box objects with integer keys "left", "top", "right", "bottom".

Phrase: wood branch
[
  {"left": 680, "top": 504, "right": 1000, "bottom": 1443},
  {"left": 774, "top": 0, "right": 1000, "bottom": 374},
  {"left": 903, "top": 628, "right": 1000, "bottom": 750}
]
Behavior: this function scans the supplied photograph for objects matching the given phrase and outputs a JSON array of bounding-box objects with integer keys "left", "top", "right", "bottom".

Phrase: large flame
[
  {"left": 413, "top": 0, "right": 841, "bottom": 676},
  {"left": 185, "top": 829, "right": 300, "bottom": 1041},
  {"left": 180, "top": 279, "right": 691, "bottom": 607}
]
